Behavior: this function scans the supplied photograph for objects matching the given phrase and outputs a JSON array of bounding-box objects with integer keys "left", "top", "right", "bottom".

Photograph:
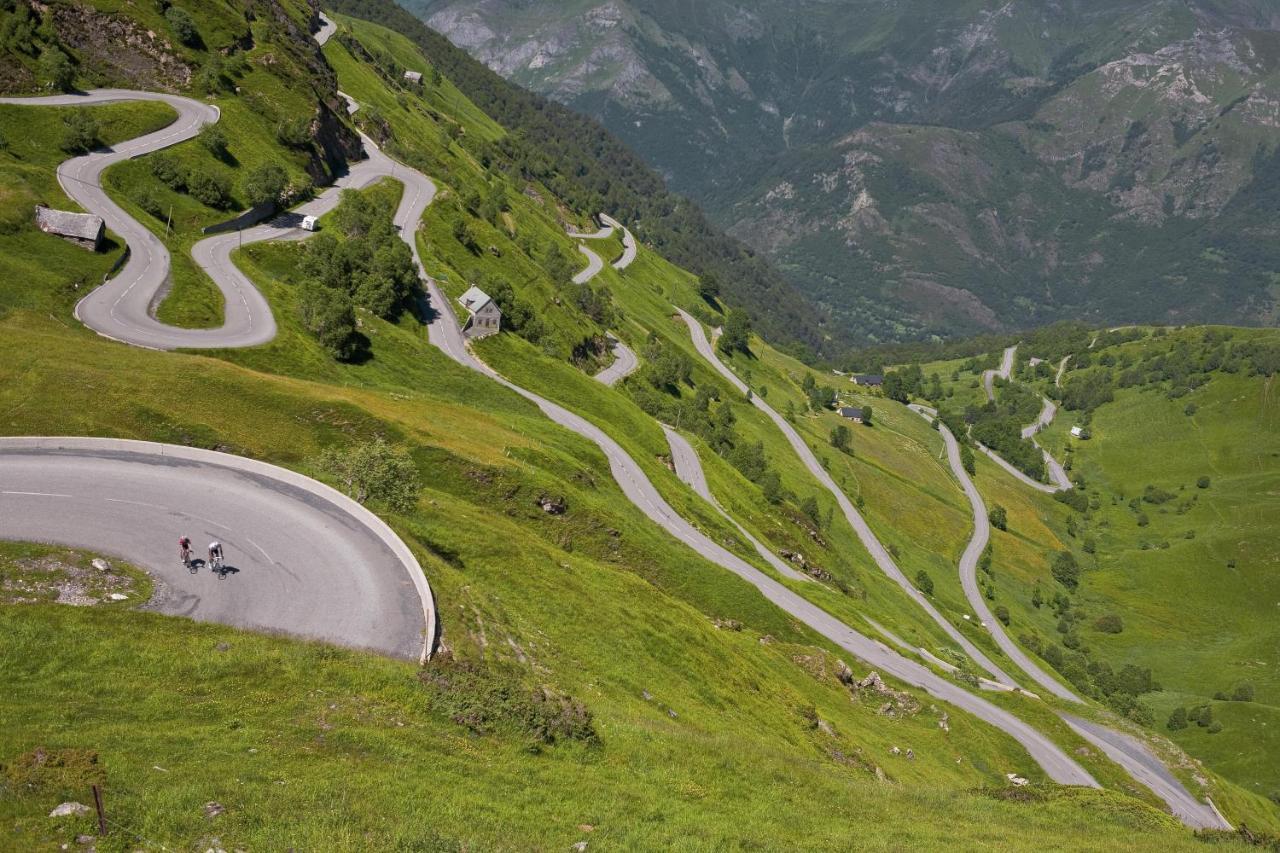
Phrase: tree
[
  {"left": 186, "top": 169, "right": 231, "bottom": 209},
  {"left": 199, "top": 124, "right": 230, "bottom": 160},
  {"left": 1051, "top": 551, "right": 1080, "bottom": 590},
  {"left": 860, "top": 404, "right": 872, "bottom": 426},
  {"left": 718, "top": 309, "right": 751, "bottom": 356},
  {"left": 989, "top": 505, "right": 1007, "bottom": 531},
  {"left": 1031, "top": 583, "right": 1043, "bottom": 609},
  {"left": 299, "top": 283, "right": 360, "bottom": 361},
  {"left": 914, "top": 570, "right": 934, "bottom": 596},
  {"left": 698, "top": 271, "right": 720, "bottom": 302},
  {"left": 1166, "top": 706, "right": 1188, "bottom": 731},
  {"left": 242, "top": 161, "right": 288, "bottom": 207},
  {"left": 61, "top": 109, "right": 99, "bottom": 154},
  {"left": 165, "top": 6, "right": 201, "bottom": 47},
  {"left": 960, "top": 444, "right": 975, "bottom": 475},
  {"left": 800, "top": 495, "right": 821, "bottom": 525},
  {"left": 829, "top": 424, "right": 850, "bottom": 453},
  {"left": 39, "top": 47, "right": 74, "bottom": 92},
  {"left": 317, "top": 438, "right": 419, "bottom": 512}
]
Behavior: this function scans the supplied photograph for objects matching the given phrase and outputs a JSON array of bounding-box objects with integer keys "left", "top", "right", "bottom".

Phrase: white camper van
[{"left": 301, "top": 215, "right": 319, "bottom": 232}]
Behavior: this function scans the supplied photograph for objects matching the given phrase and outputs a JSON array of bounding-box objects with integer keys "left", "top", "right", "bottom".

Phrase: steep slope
[
  {"left": 0, "top": 0, "right": 1273, "bottom": 845},
  {"left": 417, "top": 0, "right": 1280, "bottom": 342}
]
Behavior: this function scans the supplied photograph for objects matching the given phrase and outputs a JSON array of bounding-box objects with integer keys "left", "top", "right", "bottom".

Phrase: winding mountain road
[
  {"left": 571, "top": 242, "right": 604, "bottom": 284},
  {"left": 675, "top": 309, "right": 1022, "bottom": 689},
  {"left": 3, "top": 31, "right": 1221, "bottom": 815},
  {"left": 0, "top": 437, "right": 433, "bottom": 661},
  {"left": 983, "top": 345, "right": 1017, "bottom": 401},
  {"left": 594, "top": 336, "right": 638, "bottom": 386},
  {"left": 910, "top": 405, "right": 1228, "bottom": 829},
  {"left": 663, "top": 425, "right": 808, "bottom": 583}
]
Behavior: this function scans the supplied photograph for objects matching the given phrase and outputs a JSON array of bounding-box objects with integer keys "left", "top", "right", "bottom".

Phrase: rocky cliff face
[{"left": 417, "top": 0, "right": 1280, "bottom": 341}]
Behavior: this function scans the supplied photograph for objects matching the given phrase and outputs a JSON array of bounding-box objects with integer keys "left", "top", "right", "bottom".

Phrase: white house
[
  {"left": 404, "top": 70, "right": 423, "bottom": 86},
  {"left": 458, "top": 285, "right": 501, "bottom": 339},
  {"left": 1070, "top": 426, "right": 1084, "bottom": 438}
]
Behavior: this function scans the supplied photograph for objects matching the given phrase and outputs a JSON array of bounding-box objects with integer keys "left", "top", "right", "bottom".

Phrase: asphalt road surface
[
  {"left": 911, "top": 404, "right": 1080, "bottom": 703},
  {"left": 572, "top": 243, "right": 604, "bottom": 284},
  {"left": 909, "top": 408, "right": 1229, "bottom": 829},
  {"left": 663, "top": 425, "right": 808, "bottom": 583},
  {"left": 3, "top": 41, "right": 1219, "bottom": 820},
  {"left": 594, "top": 337, "right": 639, "bottom": 386},
  {"left": 675, "top": 308, "right": 1021, "bottom": 689},
  {"left": 983, "top": 344, "right": 1018, "bottom": 401},
  {"left": 599, "top": 213, "right": 637, "bottom": 269},
  {"left": 0, "top": 89, "right": 230, "bottom": 349},
  {"left": 0, "top": 442, "right": 427, "bottom": 659}
]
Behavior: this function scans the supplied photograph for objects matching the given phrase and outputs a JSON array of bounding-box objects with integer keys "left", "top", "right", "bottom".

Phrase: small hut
[{"left": 35, "top": 204, "right": 104, "bottom": 251}]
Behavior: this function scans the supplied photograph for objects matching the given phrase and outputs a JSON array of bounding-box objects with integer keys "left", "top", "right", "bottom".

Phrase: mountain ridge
[{"left": 416, "top": 0, "right": 1280, "bottom": 343}]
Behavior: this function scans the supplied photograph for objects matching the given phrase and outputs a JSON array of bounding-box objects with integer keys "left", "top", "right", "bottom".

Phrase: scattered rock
[
  {"left": 49, "top": 802, "right": 91, "bottom": 818},
  {"left": 835, "top": 659, "right": 854, "bottom": 685},
  {"left": 536, "top": 495, "right": 567, "bottom": 515},
  {"left": 817, "top": 719, "right": 836, "bottom": 737},
  {"left": 641, "top": 690, "right": 652, "bottom": 701},
  {"left": 758, "top": 635, "right": 774, "bottom": 645},
  {"left": 577, "top": 824, "right": 595, "bottom": 833},
  {"left": 1074, "top": 746, "right": 1091, "bottom": 757},
  {"left": 938, "top": 712, "right": 950, "bottom": 733},
  {"left": 91, "top": 559, "right": 110, "bottom": 572},
  {"left": 905, "top": 749, "right": 915, "bottom": 760},
  {"left": 571, "top": 843, "right": 588, "bottom": 852},
  {"left": 215, "top": 642, "right": 231, "bottom": 653},
  {"left": 853, "top": 671, "right": 921, "bottom": 716},
  {"left": 1006, "top": 773, "right": 1029, "bottom": 787},
  {"left": 890, "top": 746, "right": 901, "bottom": 756},
  {"left": 667, "top": 709, "right": 678, "bottom": 719},
  {"left": 108, "top": 593, "right": 128, "bottom": 601},
  {"left": 711, "top": 618, "right": 742, "bottom": 631},
  {"left": 203, "top": 801, "right": 225, "bottom": 818},
  {"left": 75, "top": 835, "right": 95, "bottom": 845},
  {"left": 874, "top": 765, "right": 888, "bottom": 782}
]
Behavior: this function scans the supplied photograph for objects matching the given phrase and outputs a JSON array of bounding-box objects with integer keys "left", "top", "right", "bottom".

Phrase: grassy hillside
[
  {"left": 0, "top": 0, "right": 1276, "bottom": 846},
  {"left": 907, "top": 327, "right": 1280, "bottom": 822}
]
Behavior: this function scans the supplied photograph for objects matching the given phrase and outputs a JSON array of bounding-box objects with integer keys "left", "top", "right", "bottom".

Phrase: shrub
[
  {"left": 960, "top": 444, "right": 975, "bottom": 475},
  {"left": 914, "top": 570, "right": 934, "bottom": 597},
  {"left": 994, "top": 605, "right": 1010, "bottom": 626},
  {"left": 1232, "top": 682, "right": 1255, "bottom": 702},
  {"left": 276, "top": 116, "right": 313, "bottom": 149},
  {"left": 1166, "top": 707, "right": 1187, "bottom": 730},
  {"left": 241, "top": 161, "right": 288, "bottom": 207},
  {"left": 185, "top": 169, "right": 232, "bottom": 209},
  {"left": 61, "top": 109, "right": 99, "bottom": 154},
  {"left": 1051, "top": 551, "right": 1080, "bottom": 590},
  {"left": 165, "top": 6, "right": 201, "bottom": 46},
  {"left": 38, "top": 47, "right": 74, "bottom": 92},
  {"left": 134, "top": 187, "right": 163, "bottom": 219},
  {"left": 1196, "top": 476, "right": 1210, "bottom": 489},
  {"left": 1093, "top": 614, "right": 1123, "bottom": 634},
  {"left": 1190, "top": 704, "right": 1213, "bottom": 727},
  {"left": 1207, "top": 720, "right": 1223, "bottom": 734},
  {"left": 1053, "top": 488, "right": 1088, "bottom": 513},
  {"left": 199, "top": 124, "right": 230, "bottom": 159},
  {"left": 988, "top": 505, "right": 1007, "bottom": 531},
  {"left": 1183, "top": 402, "right": 1197, "bottom": 416},
  {"left": 800, "top": 495, "right": 820, "bottom": 525},
  {"left": 316, "top": 438, "right": 419, "bottom": 512},
  {"left": 1135, "top": 512, "right": 1150, "bottom": 527},
  {"left": 150, "top": 153, "right": 185, "bottom": 190}
]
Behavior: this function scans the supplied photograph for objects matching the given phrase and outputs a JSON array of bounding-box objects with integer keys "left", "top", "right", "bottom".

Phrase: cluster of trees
[
  {"left": 1167, "top": 703, "right": 1222, "bottom": 734},
  {"left": 150, "top": 153, "right": 232, "bottom": 210},
  {"left": 799, "top": 373, "right": 835, "bottom": 412},
  {"left": 717, "top": 309, "right": 752, "bottom": 356},
  {"left": 324, "top": 0, "right": 828, "bottom": 360},
  {"left": 297, "top": 189, "right": 419, "bottom": 359}
]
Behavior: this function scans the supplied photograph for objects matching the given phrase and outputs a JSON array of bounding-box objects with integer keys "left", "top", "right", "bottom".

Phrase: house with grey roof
[
  {"left": 35, "top": 204, "right": 104, "bottom": 251},
  {"left": 837, "top": 406, "right": 865, "bottom": 424},
  {"left": 457, "top": 285, "right": 501, "bottom": 339},
  {"left": 404, "top": 70, "right": 423, "bottom": 86}
]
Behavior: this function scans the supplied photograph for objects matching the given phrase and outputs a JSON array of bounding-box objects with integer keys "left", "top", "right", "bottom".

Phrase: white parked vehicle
[{"left": 301, "top": 215, "right": 319, "bottom": 232}]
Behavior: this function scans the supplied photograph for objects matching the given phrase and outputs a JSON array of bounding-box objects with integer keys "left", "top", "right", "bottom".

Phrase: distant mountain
[{"left": 413, "top": 0, "right": 1280, "bottom": 343}]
